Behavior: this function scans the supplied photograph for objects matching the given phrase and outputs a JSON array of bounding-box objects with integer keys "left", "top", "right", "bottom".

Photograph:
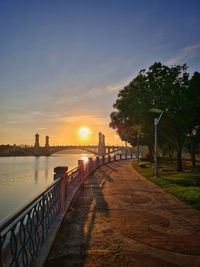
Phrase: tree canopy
[{"left": 110, "top": 62, "right": 200, "bottom": 171}]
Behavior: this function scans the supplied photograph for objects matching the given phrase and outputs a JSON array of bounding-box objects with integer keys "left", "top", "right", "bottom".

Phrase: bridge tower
[
  {"left": 102, "top": 134, "right": 106, "bottom": 155},
  {"left": 98, "top": 132, "right": 102, "bottom": 147},
  {"left": 98, "top": 132, "right": 106, "bottom": 156},
  {"left": 45, "top": 135, "right": 50, "bottom": 156},
  {"left": 34, "top": 133, "right": 40, "bottom": 156},
  {"left": 98, "top": 132, "right": 102, "bottom": 155}
]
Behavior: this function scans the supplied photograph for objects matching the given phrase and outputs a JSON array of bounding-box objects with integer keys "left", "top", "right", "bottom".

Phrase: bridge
[{"left": 0, "top": 132, "right": 132, "bottom": 156}]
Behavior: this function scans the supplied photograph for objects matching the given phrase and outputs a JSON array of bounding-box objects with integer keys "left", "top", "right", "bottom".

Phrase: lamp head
[{"left": 149, "top": 108, "right": 164, "bottom": 114}]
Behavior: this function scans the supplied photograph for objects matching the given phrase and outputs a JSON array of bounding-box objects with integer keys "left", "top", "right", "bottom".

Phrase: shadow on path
[
  {"left": 44, "top": 165, "right": 113, "bottom": 267},
  {"left": 45, "top": 161, "right": 200, "bottom": 267}
]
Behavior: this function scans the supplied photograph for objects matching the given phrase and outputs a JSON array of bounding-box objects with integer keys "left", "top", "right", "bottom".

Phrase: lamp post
[
  {"left": 150, "top": 108, "right": 164, "bottom": 178},
  {"left": 137, "top": 134, "right": 140, "bottom": 164}
]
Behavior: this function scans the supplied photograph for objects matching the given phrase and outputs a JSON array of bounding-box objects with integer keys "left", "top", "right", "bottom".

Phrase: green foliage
[
  {"left": 110, "top": 62, "right": 200, "bottom": 171},
  {"left": 132, "top": 159, "right": 200, "bottom": 209}
]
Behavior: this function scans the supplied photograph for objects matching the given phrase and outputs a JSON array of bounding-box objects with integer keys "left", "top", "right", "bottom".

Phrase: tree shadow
[
  {"left": 44, "top": 165, "right": 113, "bottom": 267},
  {"left": 105, "top": 163, "right": 121, "bottom": 172},
  {"left": 97, "top": 168, "right": 114, "bottom": 183}
]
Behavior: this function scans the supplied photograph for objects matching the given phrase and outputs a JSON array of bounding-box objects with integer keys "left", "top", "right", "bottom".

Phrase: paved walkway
[{"left": 45, "top": 161, "right": 200, "bottom": 267}]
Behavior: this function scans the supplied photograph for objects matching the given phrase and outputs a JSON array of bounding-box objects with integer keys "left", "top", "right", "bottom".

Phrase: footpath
[{"left": 45, "top": 160, "right": 200, "bottom": 267}]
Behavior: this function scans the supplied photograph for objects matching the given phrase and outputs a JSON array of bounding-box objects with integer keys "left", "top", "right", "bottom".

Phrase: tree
[
  {"left": 185, "top": 72, "right": 200, "bottom": 166},
  {"left": 110, "top": 62, "right": 200, "bottom": 171},
  {"left": 110, "top": 70, "right": 155, "bottom": 162}
]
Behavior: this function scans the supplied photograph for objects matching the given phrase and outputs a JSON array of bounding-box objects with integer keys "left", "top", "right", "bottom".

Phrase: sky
[{"left": 0, "top": 0, "right": 200, "bottom": 146}]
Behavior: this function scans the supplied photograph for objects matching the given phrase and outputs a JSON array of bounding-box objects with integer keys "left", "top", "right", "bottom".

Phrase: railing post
[
  {"left": 120, "top": 154, "right": 122, "bottom": 160},
  {"left": 78, "top": 160, "right": 84, "bottom": 181},
  {"left": 125, "top": 153, "right": 127, "bottom": 160},
  {"left": 96, "top": 156, "right": 99, "bottom": 168},
  {"left": 114, "top": 154, "right": 116, "bottom": 161},
  {"left": 108, "top": 155, "right": 111, "bottom": 163},
  {"left": 54, "top": 166, "right": 68, "bottom": 213},
  {"left": 88, "top": 157, "right": 93, "bottom": 174},
  {"left": 102, "top": 155, "right": 105, "bottom": 165}
]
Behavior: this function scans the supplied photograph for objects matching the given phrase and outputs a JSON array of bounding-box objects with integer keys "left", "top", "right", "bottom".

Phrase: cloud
[
  {"left": 166, "top": 43, "right": 200, "bottom": 65},
  {"left": 52, "top": 77, "right": 132, "bottom": 107},
  {"left": 84, "top": 77, "right": 132, "bottom": 98},
  {"left": 105, "top": 78, "right": 131, "bottom": 92},
  {"left": 3, "top": 111, "right": 59, "bottom": 125},
  {"left": 1, "top": 78, "right": 132, "bottom": 129},
  {"left": 53, "top": 114, "right": 108, "bottom": 125}
]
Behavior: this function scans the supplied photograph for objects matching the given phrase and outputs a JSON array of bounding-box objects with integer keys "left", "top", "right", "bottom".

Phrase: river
[{"left": 0, "top": 153, "right": 93, "bottom": 222}]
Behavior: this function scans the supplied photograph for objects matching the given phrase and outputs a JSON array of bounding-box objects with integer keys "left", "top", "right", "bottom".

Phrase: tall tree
[
  {"left": 184, "top": 72, "right": 200, "bottom": 166},
  {"left": 110, "top": 62, "right": 198, "bottom": 172}
]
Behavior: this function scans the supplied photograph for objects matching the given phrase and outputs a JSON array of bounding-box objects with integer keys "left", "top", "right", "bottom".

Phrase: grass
[{"left": 132, "top": 158, "right": 200, "bottom": 209}]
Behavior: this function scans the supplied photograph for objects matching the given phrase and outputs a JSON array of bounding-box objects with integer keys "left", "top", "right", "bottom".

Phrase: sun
[{"left": 79, "top": 127, "right": 91, "bottom": 139}]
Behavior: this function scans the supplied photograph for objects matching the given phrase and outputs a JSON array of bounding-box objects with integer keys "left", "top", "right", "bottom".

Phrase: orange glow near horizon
[{"left": 0, "top": 115, "right": 125, "bottom": 146}]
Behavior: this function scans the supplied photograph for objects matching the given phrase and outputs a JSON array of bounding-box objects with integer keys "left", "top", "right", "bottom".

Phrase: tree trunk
[
  {"left": 177, "top": 146, "right": 183, "bottom": 172},
  {"left": 191, "top": 152, "right": 196, "bottom": 166},
  {"left": 190, "top": 136, "right": 196, "bottom": 166},
  {"left": 148, "top": 145, "right": 154, "bottom": 164},
  {"left": 168, "top": 150, "right": 173, "bottom": 161}
]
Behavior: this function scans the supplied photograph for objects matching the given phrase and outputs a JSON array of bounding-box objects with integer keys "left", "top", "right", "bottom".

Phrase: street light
[
  {"left": 150, "top": 108, "right": 164, "bottom": 178},
  {"left": 137, "top": 134, "right": 140, "bottom": 164}
]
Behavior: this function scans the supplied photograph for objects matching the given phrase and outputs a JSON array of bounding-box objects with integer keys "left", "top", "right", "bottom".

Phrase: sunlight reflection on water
[{"left": 80, "top": 154, "right": 89, "bottom": 163}]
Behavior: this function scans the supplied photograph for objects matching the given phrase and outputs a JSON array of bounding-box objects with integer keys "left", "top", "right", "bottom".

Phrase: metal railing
[{"left": 0, "top": 153, "right": 135, "bottom": 267}]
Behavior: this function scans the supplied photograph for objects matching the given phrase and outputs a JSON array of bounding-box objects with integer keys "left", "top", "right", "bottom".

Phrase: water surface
[{"left": 0, "top": 153, "right": 92, "bottom": 222}]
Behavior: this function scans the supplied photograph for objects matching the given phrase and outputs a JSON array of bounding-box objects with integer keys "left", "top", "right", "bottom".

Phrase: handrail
[{"left": 67, "top": 166, "right": 79, "bottom": 175}]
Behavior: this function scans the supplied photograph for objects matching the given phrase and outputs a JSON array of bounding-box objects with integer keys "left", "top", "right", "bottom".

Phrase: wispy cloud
[
  {"left": 1, "top": 78, "right": 132, "bottom": 129},
  {"left": 84, "top": 77, "right": 132, "bottom": 98},
  {"left": 105, "top": 78, "right": 132, "bottom": 92},
  {"left": 3, "top": 111, "right": 59, "bottom": 125},
  {"left": 53, "top": 114, "right": 107, "bottom": 125},
  {"left": 52, "top": 77, "right": 132, "bottom": 107},
  {"left": 166, "top": 43, "right": 200, "bottom": 65}
]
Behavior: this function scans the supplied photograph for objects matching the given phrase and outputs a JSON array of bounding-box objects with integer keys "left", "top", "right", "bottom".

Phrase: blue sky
[{"left": 0, "top": 0, "right": 200, "bottom": 145}]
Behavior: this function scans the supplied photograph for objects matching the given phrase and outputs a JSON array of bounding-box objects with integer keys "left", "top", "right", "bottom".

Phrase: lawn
[{"left": 132, "top": 158, "right": 200, "bottom": 209}]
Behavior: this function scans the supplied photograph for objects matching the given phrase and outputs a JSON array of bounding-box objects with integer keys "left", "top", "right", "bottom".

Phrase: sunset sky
[{"left": 0, "top": 0, "right": 200, "bottom": 146}]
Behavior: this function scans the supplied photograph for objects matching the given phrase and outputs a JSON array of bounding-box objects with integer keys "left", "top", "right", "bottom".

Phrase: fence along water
[{"left": 0, "top": 154, "right": 135, "bottom": 267}]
